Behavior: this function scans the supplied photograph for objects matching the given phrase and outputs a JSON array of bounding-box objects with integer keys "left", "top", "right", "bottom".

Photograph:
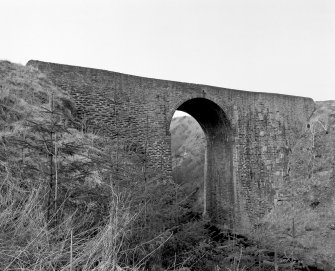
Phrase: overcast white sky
[{"left": 1, "top": 0, "right": 334, "bottom": 102}]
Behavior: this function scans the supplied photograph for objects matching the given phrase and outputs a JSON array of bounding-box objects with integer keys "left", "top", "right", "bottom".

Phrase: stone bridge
[{"left": 27, "top": 60, "right": 315, "bottom": 230}]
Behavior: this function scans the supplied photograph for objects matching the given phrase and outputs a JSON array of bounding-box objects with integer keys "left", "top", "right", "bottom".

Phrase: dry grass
[
  {"left": 0, "top": 60, "right": 73, "bottom": 137},
  {"left": 0, "top": 173, "right": 141, "bottom": 271},
  {"left": 0, "top": 60, "right": 143, "bottom": 270}
]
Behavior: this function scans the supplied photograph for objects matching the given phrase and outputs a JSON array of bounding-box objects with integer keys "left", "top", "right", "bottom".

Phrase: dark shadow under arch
[{"left": 173, "top": 98, "right": 234, "bottom": 225}]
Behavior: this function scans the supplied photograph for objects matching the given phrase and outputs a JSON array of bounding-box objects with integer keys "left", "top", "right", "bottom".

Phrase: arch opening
[
  {"left": 170, "top": 98, "right": 234, "bottom": 225},
  {"left": 170, "top": 110, "right": 206, "bottom": 215}
]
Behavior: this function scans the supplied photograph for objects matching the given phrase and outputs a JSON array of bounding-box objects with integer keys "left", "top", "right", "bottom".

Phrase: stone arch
[
  {"left": 171, "top": 98, "right": 235, "bottom": 225},
  {"left": 27, "top": 60, "right": 316, "bottom": 230}
]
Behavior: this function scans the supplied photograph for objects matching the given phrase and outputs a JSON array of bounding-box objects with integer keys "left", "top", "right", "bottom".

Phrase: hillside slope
[
  {"left": 257, "top": 100, "right": 335, "bottom": 269},
  {"left": 0, "top": 60, "right": 73, "bottom": 133},
  {"left": 0, "top": 61, "right": 155, "bottom": 271},
  {"left": 170, "top": 115, "right": 205, "bottom": 210}
]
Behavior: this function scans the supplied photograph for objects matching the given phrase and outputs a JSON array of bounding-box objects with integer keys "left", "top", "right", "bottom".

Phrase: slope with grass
[{"left": 0, "top": 60, "right": 128, "bottom": 270}]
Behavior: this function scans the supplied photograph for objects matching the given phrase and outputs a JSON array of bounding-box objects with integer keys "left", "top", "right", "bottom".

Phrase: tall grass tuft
[{"left": 0, "top": 171, "right": 138, "bottom": 271}]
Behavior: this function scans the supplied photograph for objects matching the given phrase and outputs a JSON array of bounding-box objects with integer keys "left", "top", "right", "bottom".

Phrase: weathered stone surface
[{"left": 27, "top": 60, "right": 315, "bottom": 230}]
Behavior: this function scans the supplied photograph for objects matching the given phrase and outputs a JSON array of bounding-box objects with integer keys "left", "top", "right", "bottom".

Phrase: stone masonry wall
[{"left": 27, "top": 60, "right": 315, "bottom": 230}]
